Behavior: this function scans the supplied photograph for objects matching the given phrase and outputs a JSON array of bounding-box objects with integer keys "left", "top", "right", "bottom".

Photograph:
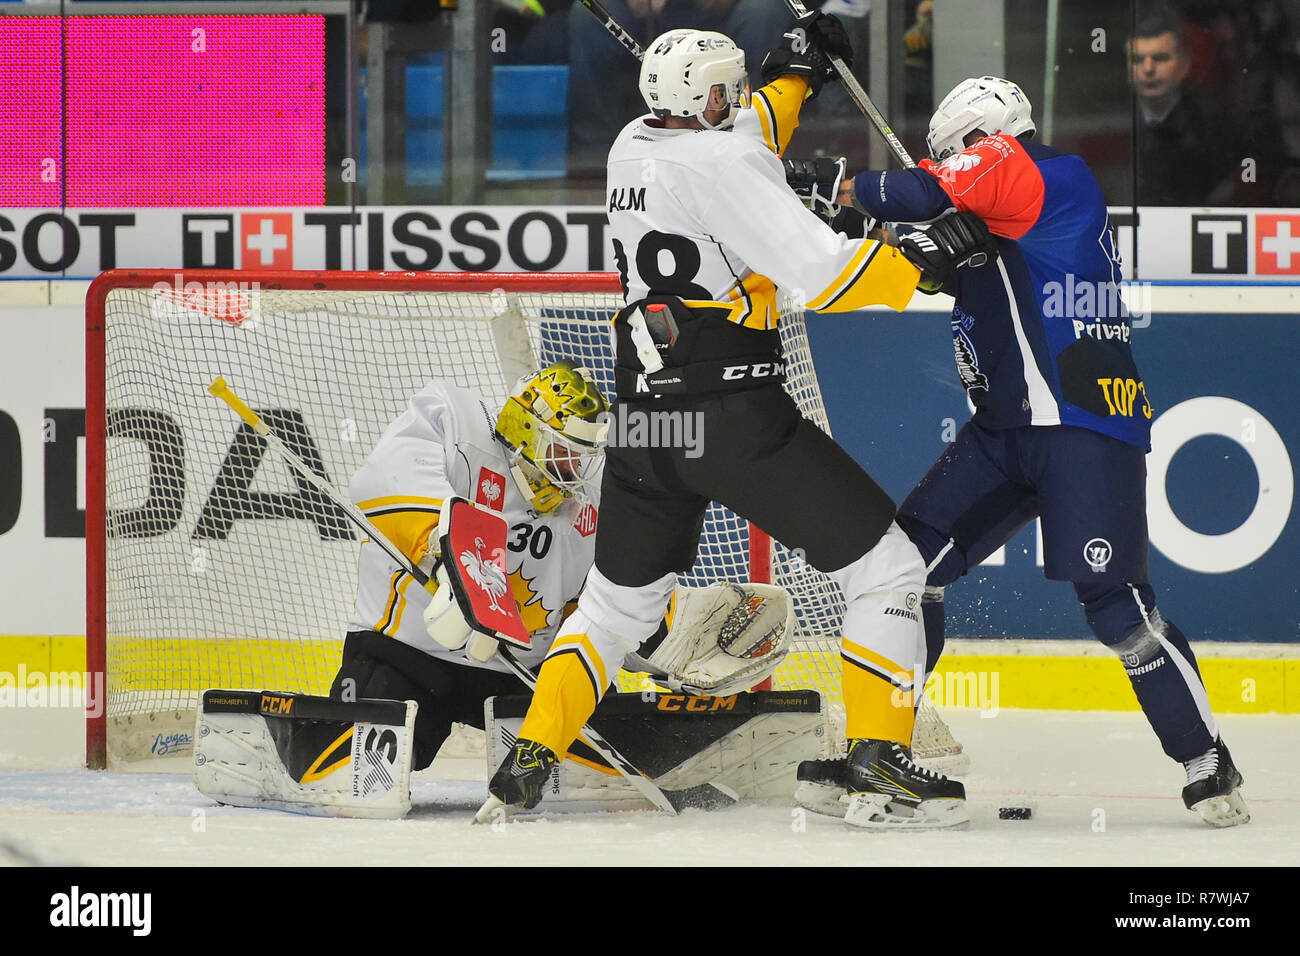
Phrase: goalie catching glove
[
  {"left": 623, "top": 582, "right": 794, "bottom": 696},
  {"left": 896, "top": 209, "right": 999, "bottom": 293}
]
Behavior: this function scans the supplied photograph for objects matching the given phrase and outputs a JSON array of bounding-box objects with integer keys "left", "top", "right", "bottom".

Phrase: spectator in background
[
  {"left": 704, "top": 0, "right": 795, "bottom": 92},
  {"left": 565, "top": 0, "right": 683, "bottom": 177},
  {"left": 1129, "top": 5, "right": 1270, "bottom": 205},
  {"left": 497, "top": 0, "right": 572, "bottom": 63},
  {"left": 1166, "top": 0, "right": 1291, "bottom": 204},
  {"left": 900, "top": 0, "right": 933, "bottom": 142},
  {"left": 903, "top": 1, "right": 933, "bottom": 119}
]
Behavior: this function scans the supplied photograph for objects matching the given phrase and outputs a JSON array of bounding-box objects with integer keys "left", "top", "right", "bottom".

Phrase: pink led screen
[{"left": 0, "top": 16, "right": 325, "bottom": 207}]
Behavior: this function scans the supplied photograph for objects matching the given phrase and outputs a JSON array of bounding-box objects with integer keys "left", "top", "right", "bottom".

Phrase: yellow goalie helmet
[{"left": 495, "top": 361, "right": 610, "bottom": 512}]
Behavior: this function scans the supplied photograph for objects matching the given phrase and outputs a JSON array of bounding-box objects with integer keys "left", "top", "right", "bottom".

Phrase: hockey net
[{"left": 86, "top": 270, "right": 965, "bottom": 772}]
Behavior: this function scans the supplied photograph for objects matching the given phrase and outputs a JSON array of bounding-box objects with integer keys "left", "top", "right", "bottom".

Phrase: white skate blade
[
  {"left": 794, "top": 780, "right": 848, "bottom": 818},
  {"left": 844, "top": 792, "right": 969, "bottom": 831},
  {"left": 1192, "top": 788, "right": 1250, "bottom": 828},
  {"left": 472, "top": 794, "right": 517, "bottom": 825}
]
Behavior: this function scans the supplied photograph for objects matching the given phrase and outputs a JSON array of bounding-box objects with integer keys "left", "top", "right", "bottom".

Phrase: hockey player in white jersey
[{"left": 484, "top": 15, "right": 998, "bottom": 828}]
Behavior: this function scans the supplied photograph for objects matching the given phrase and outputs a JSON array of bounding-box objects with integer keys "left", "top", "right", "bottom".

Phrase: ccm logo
[
  {"left": 656, "top": 694, "right": 738, "bottom": 712},
  {"left": 260, "top": 694, "right": 294, "bottom": 715},
  {"left": 721, "top": 361, "right": 784, "bottom": 381}
]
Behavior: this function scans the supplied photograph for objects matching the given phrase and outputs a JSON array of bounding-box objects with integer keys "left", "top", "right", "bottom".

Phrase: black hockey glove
[
  {"left": 760, "top": 12, "right": 853, "bottom": 100},
  {"left": 896, "top": 210, "right": 999, "bottom": 294},
  {"left": 831, "top": 205, "right": 867, "bottom": 239},
  {"left": 783, "top": 156, "right": 847, "bottom": 219}
]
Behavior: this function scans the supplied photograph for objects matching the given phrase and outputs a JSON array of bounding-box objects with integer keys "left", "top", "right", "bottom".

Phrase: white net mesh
[{"left": 93, "top": 274, "right": 959, "bottom": 768}]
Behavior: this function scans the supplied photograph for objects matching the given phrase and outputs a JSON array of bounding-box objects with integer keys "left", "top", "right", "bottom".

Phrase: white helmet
[
  {"left": 926, "top": 76, "right": 1035, "bottom": 161},
  {"left": 639, "top": 30, "right": 748, "bottom": 131}
]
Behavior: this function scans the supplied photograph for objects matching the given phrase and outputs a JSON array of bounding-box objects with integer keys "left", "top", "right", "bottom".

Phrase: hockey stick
[
  {"left": 207, "top": 377, "right": 726, "bottom": 818},
  {"left": 576, "top": 0, "right": 645, "bottom": 61},
  {"left": 575, "top": 0, "right": 914, "bottom": 170},
  {"left": 779, "top": 0, "right": 916, "bottom": 169}
]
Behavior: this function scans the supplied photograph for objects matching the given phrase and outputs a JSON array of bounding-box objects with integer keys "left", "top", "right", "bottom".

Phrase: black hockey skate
[
  {"left": 795, "top": 755, "right": 848, "bottom": 817},
  {"left": 1182, "top": 737, "right": 1249, "bottom": 827},
  {"left": 843, "top": 738, "right": 968, "bottom": 830},
  {"left": 474, "top": 738, "right": 558, "bottom": 824}
]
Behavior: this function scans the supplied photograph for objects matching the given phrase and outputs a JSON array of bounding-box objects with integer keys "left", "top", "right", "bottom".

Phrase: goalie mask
[
  {"left": 639, "top": 29, "right": 749, "bottom": 131},
  {"left": 495, "top": 361, "right": 609, "bottom": 513},
  {"left": 926, "top": 76, "right": 1035, "bottom": 161}
]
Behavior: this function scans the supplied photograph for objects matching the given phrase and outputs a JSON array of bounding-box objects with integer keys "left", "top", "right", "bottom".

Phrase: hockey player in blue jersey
[{"left": 793, "top": 76, "right": 1248, "bottom": 827}]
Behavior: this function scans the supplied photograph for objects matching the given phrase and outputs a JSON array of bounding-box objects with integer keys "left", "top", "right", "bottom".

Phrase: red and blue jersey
[{"left": 853, "top": 134, "right": 1151, "bottom": 450}]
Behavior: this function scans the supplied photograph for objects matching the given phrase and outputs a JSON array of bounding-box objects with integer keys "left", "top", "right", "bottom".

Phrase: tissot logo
[
  {"left": 1255, "top": 214, "right": 1300, "bottom": 275},
  {"left": 240, "top": 212, "right": 293, "bottom": 269},
  {"left": 182, "top": 214, "right": 235, "bottom": 267},
  {"left": 1190, "top": 215, "right": 1247, "bottom": 274}
]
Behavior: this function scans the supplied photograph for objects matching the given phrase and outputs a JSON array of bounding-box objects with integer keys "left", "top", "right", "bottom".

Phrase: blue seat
[
  {"left": 487, "top": 65, "right": 568, "bottom": 181},
  {"left": 359, "top": 58, "right": 568, "bottom": 189},
  {"left": 405, "top": 54, "right": 446, "bottom": 187}
]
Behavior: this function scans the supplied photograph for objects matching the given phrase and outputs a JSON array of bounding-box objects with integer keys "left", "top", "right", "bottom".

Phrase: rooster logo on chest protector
[{"left": 460, "top": 536, "right": 509, "bottom": 612}]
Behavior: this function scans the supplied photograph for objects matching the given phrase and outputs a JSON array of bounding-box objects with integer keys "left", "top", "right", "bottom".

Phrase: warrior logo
[
  {"left": 1084, "top": 537, "right": 1112, "bottom": 573},
  {"left": 952, "top": 326, "right": 989, "bottom": 392},
  {"left": 476, "top": 467, "right": 505, "bottom": 510}
]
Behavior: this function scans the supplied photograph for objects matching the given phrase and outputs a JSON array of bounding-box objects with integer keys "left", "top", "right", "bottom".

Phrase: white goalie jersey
[{"left": 345, "top": 381, "right": 601, "bottom": 674}]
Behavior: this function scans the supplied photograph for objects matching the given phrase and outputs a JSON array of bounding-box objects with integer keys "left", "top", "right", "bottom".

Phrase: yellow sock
[
  {"left": 841, "top": 638, "right": 916, "bottom": 745},
  {"left": 518, "top": 635, "right": 605, "bottom": 759}
]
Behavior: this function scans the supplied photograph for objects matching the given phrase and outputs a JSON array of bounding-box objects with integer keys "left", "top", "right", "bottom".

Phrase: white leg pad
[{"left": 193, "top": 692, "right": 416, "bottom": 820}]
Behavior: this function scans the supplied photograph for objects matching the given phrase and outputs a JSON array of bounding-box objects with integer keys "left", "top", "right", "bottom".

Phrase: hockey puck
[{"left": 998, "top": 806, "right": 1033, "bottom": 820}]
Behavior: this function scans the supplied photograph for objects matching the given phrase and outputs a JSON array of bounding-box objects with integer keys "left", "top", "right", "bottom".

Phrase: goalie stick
[{"left": 206, "top": 376, "right": 732, "bottom": 818}]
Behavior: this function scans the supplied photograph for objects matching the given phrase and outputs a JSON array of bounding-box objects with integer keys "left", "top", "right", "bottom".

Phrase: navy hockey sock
[{"left": 1078, "top": 582, "right": 1216, "bottom": 762}]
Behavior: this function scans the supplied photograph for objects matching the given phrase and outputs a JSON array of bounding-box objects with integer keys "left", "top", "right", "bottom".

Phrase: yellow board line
[{"left": 3, "top": 637, "right": 1296, "bottom": 714}]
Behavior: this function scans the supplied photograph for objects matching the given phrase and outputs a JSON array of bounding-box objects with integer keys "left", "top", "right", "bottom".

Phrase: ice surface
[{"left": 2, "top": 705, "right": 1295, "bottom": 867}]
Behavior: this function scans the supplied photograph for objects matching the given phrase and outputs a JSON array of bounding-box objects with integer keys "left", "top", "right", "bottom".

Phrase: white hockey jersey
[
  {"left": 605, "top": 76, "right": 921, "bottom": 323},
  {"left": 345, "top": 381, "right": 601, "bottom": 675}
]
